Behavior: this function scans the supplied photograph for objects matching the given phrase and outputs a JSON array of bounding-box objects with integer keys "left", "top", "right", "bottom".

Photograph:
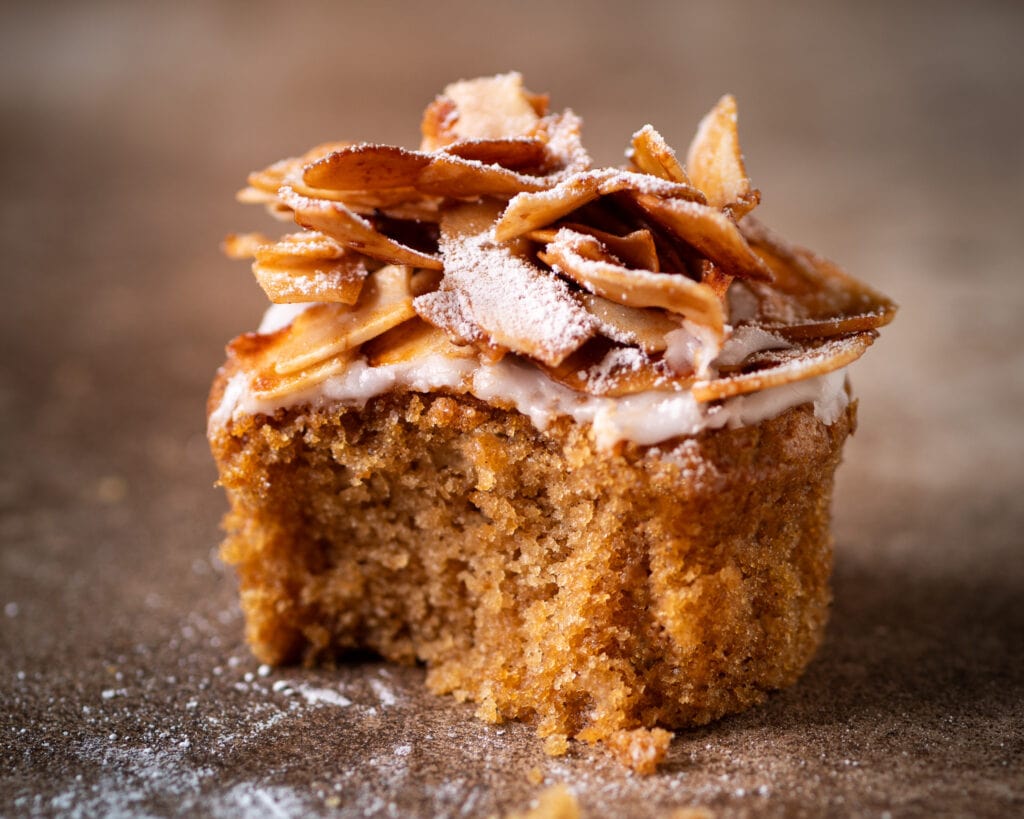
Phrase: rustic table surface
[{"left": 2, "top": 2, "right": 1021, "bottom": 816}]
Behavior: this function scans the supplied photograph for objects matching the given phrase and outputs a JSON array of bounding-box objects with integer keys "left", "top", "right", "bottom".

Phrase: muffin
[{"left": 207, "top": 73, "right": 895, "bottom": 773}]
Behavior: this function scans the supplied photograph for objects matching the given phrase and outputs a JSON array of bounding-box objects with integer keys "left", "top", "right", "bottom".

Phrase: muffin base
[{"left": 208, "top": 376, "right": 854, "bottom": 768}]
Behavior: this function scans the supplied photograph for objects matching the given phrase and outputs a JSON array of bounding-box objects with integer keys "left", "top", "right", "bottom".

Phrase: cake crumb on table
[{"left": 505, "top": 784, "right": 579, "bottom": 819}]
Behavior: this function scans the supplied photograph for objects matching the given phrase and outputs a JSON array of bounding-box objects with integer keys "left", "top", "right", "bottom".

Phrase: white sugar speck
[{"left": 295, "top": 684, "right": 351, "bottom": 708}]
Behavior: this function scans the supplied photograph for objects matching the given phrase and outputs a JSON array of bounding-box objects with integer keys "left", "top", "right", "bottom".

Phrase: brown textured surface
[
  {"left": 1, "top": 1, "right": 1022, "bottom": 816},
  {"left": 211, "top": 393, "right": 850, "bottom": 748}
]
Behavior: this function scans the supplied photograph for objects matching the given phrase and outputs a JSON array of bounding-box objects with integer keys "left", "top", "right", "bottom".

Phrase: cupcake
[{"left": 207, "top": 73, "right": 895, "bottom": 773}]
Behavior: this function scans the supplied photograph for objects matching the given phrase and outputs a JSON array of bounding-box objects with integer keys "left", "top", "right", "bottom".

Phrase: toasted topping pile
[{"left": 224, "top": 72, "right": 895, "bottom": 403}]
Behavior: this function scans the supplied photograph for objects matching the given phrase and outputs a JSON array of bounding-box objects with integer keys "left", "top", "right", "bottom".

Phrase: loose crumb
[{"left": 506, "top": 784, "right": 579, "bottom": 819}]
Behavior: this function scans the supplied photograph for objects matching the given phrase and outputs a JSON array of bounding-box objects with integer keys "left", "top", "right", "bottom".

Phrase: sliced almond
[
  {"left": 281, "top": 187, "right": 442, "bottom": 270},
  {"left": 692, "top": 332, "right": 875, "bottom": 402},
  {"left": 685, "top": 95, "right": 759, "bottom": 219},
  {"left": 539, "top": 229, "right": 724, "bottom": 332},
  {"left": 271, "top": 264, "right": 415, "bottom": 375},
  {"left": 629, "top": 125, "right": 690, "bottom": 184}
]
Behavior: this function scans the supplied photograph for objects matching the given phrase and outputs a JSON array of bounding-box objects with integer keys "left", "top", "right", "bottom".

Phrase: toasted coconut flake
[
  {"left": 495, "top": 169, "right": 704, "bottom": 242},
  {"left": 303, "top": 144, "right": 430, "bottom": 191},
  {"left": 223, "top": 231, "right": 368, "bottom": 304},
  {"left": 252, "top": 349, "right": 357, "bottom": 401},
  {"left": 629, "top": 125, "right": 690, "bottom": 184},
  {"left": 253, "top": 261, "right": 367, "bottom": 305},
  {"left": 304, "top": 143, "right": 551, "bottom": 200},
  {"left": 579, "top": 294, "right": 679, "bottom": 352},
  {"left": 540, "top": 229, "right": 724, "bottom": 332},
  {"left": 686, "top": 95, "right": 759, "bottom": 219},
  {"left": 442, "top": 137, "right": 548, "bottom": 171},
  {"left": 632, "top": 193, "right": 772, "bottom": 282},
  {"left": 223, "top": 232, "right": 271, "bottom": 260},
  {"left": 700, "top": 260, "right": 733, "bottom": 300},
  {"left": 271, "top": 265, "right": 415, "bottom": 375},
  {"left": 692, "top": 332, "right": 876, "bottom": 402},
  {"left": 544, "top": 343, "right": 693, "bottom": 397},
  {"left": 739, "top": 219, "right": 898, "bottom": 338},
  {"left": 438, "top": 202, "right": 596, "bottom": 366},
  {"left": 226, "top": 77, "right": 894, "bottom": 407},
  {"left": 413, "top": 288, "right": 488, "bottom": 347},
  {"left": 281, "top": 187, "right": 442, "bottom": 270},
  {"left": 442, "top": 73, "right": 541, "bottom": 141},
  {"left": 533, "top": 110, "right": 592, "bottom": 176},
  {"left": 242, "top": 141, "right": 351, "bottom": 199},
  {"left": 364, "top": 318, "right": 478, "bottom": 367},
  {"left": 556, "top": 224, "right": 661, "bottom": 272}
]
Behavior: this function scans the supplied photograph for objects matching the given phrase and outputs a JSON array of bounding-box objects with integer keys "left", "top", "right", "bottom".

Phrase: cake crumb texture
[{"left": 210, "top": 381, "right": 853, "bottom": 765}]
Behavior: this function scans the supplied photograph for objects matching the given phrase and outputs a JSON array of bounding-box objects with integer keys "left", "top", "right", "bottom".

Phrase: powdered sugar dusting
[
  {"left": 296, "top": 684, "right": 352, "bottom": 708},
  {"left": 440, "top": 215, "right": 596, "bottom": 366}
]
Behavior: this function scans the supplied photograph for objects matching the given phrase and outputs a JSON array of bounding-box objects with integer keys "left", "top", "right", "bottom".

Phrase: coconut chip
[
  {"left": 224, "top": 74, "right": 894, "bottom": 409},
  {"left": 437, "top": 202, "right": 597, "bottom": 367},
  {"left": 540, "top": 229, "right": 724, "bottom": 332}
]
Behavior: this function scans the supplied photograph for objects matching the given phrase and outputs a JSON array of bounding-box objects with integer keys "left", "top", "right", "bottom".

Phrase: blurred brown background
[{"left": 1, "top": 1, "right": 1021, "bottom": 816}]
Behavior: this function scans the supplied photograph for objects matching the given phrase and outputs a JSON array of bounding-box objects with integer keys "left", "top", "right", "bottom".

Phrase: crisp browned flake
[
  {"left": 281, "top": 187, "right": 442, "bottom": 270},
  {"left": 633, "top": 193, "right": 772, "bottom": 282},
  {"left": 413, "top": 288, "right": 489, "bottom": 348},
  {"left": 439, "top": 72, "right": 541, "bottom": 142},
  {"left": 495, "top": 169, "right": 704, "bottom": 242},
  {"left": 443, "top": 137, "right": 548, "bottom": 171},
  {"left": 265, "top": 264, "right": 415, "bottom": 375},
  {"left": 438, "top": 202, "right": 596, "bottom": 366},
  {"left": 739, "top": 219, "right": 898, "bottom": 338},
  {"left": 304, "top": 143, "right": 551, "bottom": 200},
  {"left": 540, "top": 229, "right": 724, "bottom": 332},
  {"left": 419, "top": 74, "right": 550, "bottom": 152},
  {"left": 579, "top": 294, "right": 679, "bottom": 352},
  {"left": 303, "top": 144, "right": 430, "bottom": 191},
  {"left": 629, "top": 125, "right": 690, "bottom": 184},
  {"left": 363, "top": 318, "right": 478, "bottom": 367},
  {"left": 528, "top": 226, "right": 661, "bottom": 271},
  {"left": 242, "top": 231, "right": 369, "bottom": 303},
  {"left": 543, "top": 342, "right": 693, "bottom": 397},
  {"left": 222, "top": 232, "right": 271, "bottom": 260},
  {"left": 251, "top": 348, "right": 357, "bottom": 401},
  {"left": 693, "top": 331, "right": 876, "bottom": 402},
  {"left": 686, "top": 94, "right": 759, "bottom": 219},
  {"left": 241, "top": 141, "right": 351, "bottom": 201}
]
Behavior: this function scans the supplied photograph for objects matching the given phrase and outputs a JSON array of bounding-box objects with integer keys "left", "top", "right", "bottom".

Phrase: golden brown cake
[{"left": 207, "top": 73, "right": 895, "bottom": 773}]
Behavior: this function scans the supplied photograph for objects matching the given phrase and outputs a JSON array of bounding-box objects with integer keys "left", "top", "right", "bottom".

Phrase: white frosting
[
  {"left": 210, "top": 315, "right": 850, "bottom": 449},
  {"left": 258, "top": 303, "right": 315, "bottom": 334}
]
